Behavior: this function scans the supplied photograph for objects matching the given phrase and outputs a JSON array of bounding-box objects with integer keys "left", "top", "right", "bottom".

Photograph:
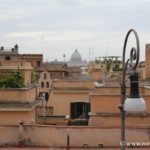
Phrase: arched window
[
  {"left": 41, "top": 82, "right": 44, "bottom": 88},
  {"left": 46, "top": 82, "right": 49, "bottom": 88},
  {"left": 44, "top": 73, "right": 47, "bottom": 79},
  {"left": 50, "top": 73, "right": 52, "bottom": 78}
]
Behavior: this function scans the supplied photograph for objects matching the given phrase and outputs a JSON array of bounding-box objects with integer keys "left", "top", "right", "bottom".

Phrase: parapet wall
[
  {"left": 0, "top": 85, "right": 37, "bottom": 103},
  {"left": 0, "top": 124, "right": 150, "bottom": 148},
  {"left": 53, "top": 80, "right": 94, "bottom": 90}
]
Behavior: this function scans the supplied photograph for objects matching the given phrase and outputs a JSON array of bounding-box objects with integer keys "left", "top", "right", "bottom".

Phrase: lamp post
[{"left": 119, "top": 29, "right": 146, "bottom": 150}]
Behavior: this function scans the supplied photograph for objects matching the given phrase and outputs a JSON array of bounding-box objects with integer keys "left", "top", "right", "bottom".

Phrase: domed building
[{"left": 67, "top": 49, "right": 87, "bottom": 67}]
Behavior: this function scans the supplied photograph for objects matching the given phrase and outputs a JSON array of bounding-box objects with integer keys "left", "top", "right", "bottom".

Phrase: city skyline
[{"left": 0, "top": 0, "right": 150, "bottom": 61}]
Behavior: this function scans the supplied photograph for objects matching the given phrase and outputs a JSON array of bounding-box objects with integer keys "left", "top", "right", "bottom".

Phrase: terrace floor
[{"left": 0, "top": 148, "right": 149, "bottom": 150}]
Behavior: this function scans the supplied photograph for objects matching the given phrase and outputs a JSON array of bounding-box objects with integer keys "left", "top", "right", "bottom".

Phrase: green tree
[{"left": 0, "top": 71, "right": 24, "bottom": 88}]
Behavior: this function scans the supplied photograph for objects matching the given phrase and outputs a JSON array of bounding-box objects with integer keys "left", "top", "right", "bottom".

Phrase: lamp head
[
  {"left": 124, "top": 97, "right": 146, "bottom": 112},
  {"left": 124, "top": 71, "right": 146, "bottom": 112}
]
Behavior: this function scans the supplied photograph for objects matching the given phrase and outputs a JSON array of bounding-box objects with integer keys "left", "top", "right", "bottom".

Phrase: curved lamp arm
[
  {"left": 122, "top": 29, "right": 140, "bottom": 83},
  {"left": 121, "top": 29, "right": 146, "bottom": 112},
  {"left": 120, "top": 29, "right": 146, "bottom": 150}
]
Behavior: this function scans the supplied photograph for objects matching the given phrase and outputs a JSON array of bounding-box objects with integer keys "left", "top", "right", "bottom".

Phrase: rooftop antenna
[
  {"left": 88, "top": 48, "right": 91, "bottom": 62},
  {"left": 91, "top": 38, "right": 95, "bottom": 61},
  {"left": 103, "top": 41, "right": 109, "bottom": 86},
  {"left": 88, "top": 38, "right": 95, "bottom": 62},
  {"left": 105, "top": 41, "right": 109, "bottom": 59}
]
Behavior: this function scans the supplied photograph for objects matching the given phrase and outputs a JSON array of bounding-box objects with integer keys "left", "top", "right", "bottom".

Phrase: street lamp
[{"left": 119, "top": 29, "right": 146, "bottom": 150}]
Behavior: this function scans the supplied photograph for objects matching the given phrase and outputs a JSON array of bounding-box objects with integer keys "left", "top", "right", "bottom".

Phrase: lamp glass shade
[{"left": 124, "top": 97, "right": 146, "bottom": 112}]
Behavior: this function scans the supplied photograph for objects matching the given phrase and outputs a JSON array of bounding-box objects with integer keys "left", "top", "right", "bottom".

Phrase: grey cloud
[{"left": 0, "top": 0, "right": 150, "bottom": 61}]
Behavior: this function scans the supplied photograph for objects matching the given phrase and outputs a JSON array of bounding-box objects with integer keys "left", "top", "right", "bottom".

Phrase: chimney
[
  {"left": 0, "top": 46, "right": 4, "bottom": 51},
  {"left": 14, "top": 44, "right": 19, "bottom": 51}
]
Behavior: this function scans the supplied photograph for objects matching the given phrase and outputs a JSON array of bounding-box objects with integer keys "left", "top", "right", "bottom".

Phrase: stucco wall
[
  {"left": 23, "top": 70, "right": 32, "bottom": 85},
  {"left": 94, "top": 86, "right": 145, "bottom": 95},
  {"left": 38, "top": 71, "right": 52, "bottom": 93},
  {"left": 0, "top": 125, "right": 149, "bottom": 148},
  {"left": 90, "top": 95, "right": 150, "bottom": 114},
  {"left": 53, "top": 80, "right": 94, "bottom": 89},
  {"left": 90, "top": 95, "right": 120, "bottom": 113},
  {"left": 0, "top": 85, "right": 37, "bottom": 103},
  {"left": 89, "top": 94, "right": 150, "bottom": 126},
  {"left": 0, "top": 109, "right": 36, "bottom": 124},
  {"left": 48, "top": 91, "right": 90, "bottom": 116},
  {"left": 89, "top": 115, "right": 150, "bottom": 127},
  {"left": 91, "top": 69, "right": 104, "bottom": 81}
]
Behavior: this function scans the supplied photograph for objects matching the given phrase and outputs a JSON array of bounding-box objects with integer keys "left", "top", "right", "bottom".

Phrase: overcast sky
[{"left": 0, "top": 0, "right": 150, "bottom": 61}]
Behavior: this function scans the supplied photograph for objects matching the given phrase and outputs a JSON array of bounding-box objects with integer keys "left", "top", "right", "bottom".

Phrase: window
[
  {"left": 70, "top": 102, "right": 90, "bottom": 119},
  {"left": 39, "top": 92, "right": 43, "bottom": 97},
  {"left": 45, "top": 92, "right": 49, "bottom": 101},
  {"left": 39, "top": 92, "right": 49, "bottom": 101},
  {"left": 65, "top": 72, "right": 68, "bottom": 77},
  {"left": 44, "top": 73, "right": 47, "bottom": 79},
  {"left": 115, "top": 64, "right": 119, "bottom": 69},
  {"left": 50, "top": 74, "right": 52, "bottom": 78},
  {"left": 37, "top": 61, "right": 41, "bottom": 66},
  {"left": 41, "top": 82, "right": 44, "bottom": 88},
  {"left": 5, "top": 56, "right": 11, "bottom": 60},
  {"left": 46, "top": 82, "right": 49, "bottom": 88}
]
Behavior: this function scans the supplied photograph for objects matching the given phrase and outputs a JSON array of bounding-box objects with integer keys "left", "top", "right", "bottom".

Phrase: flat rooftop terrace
[{"left": 0, "top": 148, "right": 149, "bottom": 150}]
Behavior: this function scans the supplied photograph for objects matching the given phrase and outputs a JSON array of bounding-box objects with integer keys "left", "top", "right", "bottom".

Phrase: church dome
[
  {"left": 67, "top": 49, "right": 87, "bottom": 67},
  {"left": 70, "top": 49, "right": 82, "bottom": 63}
]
